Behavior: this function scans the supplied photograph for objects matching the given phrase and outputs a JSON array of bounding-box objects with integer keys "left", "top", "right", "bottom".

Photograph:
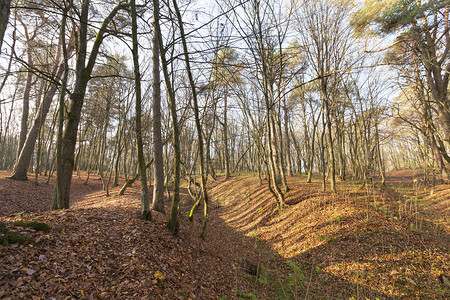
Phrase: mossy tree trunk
[{"left": 53, "top": 0, "right": 123, "bottom": 209}]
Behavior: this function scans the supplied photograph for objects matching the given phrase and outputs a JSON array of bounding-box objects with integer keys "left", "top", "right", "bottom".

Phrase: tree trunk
[
  {"left": 131, "top": 0, "right": 150, "bottom": 220},
  {"left": 284, "top": 100, "right": 293, "bottom": 176},
  {"left": 154, "top": 0, "right": 181, "bottom": 235},
  {"left": 151, "top": 10, "right": 165, "bottom": 213},
  {"left": 17, "top": 49, "right": 33, "bottom": 159},
  {"left": 320, "top": 112, "right": 326, "bottom": 191},
  {"left": 0, "top": 0, "right": 11, "bottom": 52},
  {"left": 223, "top": 90, "right": 230, "bottom": 180},
  {"left": 52, "top": 1, "right": 71, "bottom": 210},
  {"left": 113, "top": 120, "right": 124, "bottom": 187},
  {"left": 322, "top": 85, "right": 336, "bottom": 193},
  {"left": 53, "top": 0, "right": 122, "bottom": 209},
  {"left": 172, "top": 0, "right": 209, "bottom": 236},
  {"left": 10, "top": 59, "right": 67, "bottom": 180}
]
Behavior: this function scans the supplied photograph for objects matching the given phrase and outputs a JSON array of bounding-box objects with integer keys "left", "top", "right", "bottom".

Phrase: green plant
[
  {"left": 233, "top": 289, "right": 257, "bottom": 299},
  {"left": 287, "top": 260, "right": 306, "bottom": 288},
  {"left": 178, "top": 291, "right": 189, "bottom": 297},
  {"left": 317, "top": 234, "right": 329, "bottom": 241},
  {"left": 274, "top": 260, "right": 307, "bottom": 300},
  {"left": 257, "top": 266, "right": 270, "bottom": 285},
  {"left": 329, "top": 215, "right": 342, "bottom": 225},
  {"left": 370, "top": 203, "right": 389, "bottom": 215}
]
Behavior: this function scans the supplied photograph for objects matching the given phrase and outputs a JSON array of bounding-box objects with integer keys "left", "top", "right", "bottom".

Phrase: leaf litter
[{"left": 0, "top": 170, "right": 449, "bottom": 299}]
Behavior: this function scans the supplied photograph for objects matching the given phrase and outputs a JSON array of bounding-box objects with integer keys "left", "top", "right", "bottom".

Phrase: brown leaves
[
  {"left": 0, "top": 172, "right": 239, "bottom": 299},
  {"left": 0, "top": 171, "right": 448, "bottom": 299}
]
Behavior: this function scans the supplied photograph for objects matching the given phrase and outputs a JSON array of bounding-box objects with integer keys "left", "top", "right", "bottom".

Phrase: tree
[
  {"left": 172, "top": 0, "right": 210, "bottom": 237},
  {"left": 10, "top": 32, "right": 74, "bottom": 181},
  {"left": 353, "top": 0, "right": 450, "bottom": 179},
  {"left": 131, "top": 0, "right": 150, "bottom": 220},
  {"left": 153, "top": 0, "right": 181, "bottom": 235},
  {"left": 212, "top": 46, "right": 242, "bottom": 180},
  {"left": 0, "top": 0, "right": 10, "bottom": 52},
  {"left": 53, "top": 1, "right": 125, "bottom": 209},
  {"left": 151, "top": 0, "right": 165, "bottom": 213},
  {"left": 295, "top": 0, "right": 356, "bottom": 192}
]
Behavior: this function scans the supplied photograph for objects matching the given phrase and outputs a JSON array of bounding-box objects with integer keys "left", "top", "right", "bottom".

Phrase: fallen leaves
[
  {"left": 0, "top": 171, "right": 448, "bottom": 299},
  {"left": 0, "top": 172, "right": 241, "bottom": 299}
]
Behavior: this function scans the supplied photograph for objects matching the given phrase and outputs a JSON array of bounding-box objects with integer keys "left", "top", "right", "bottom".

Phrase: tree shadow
[{"left": 208, "top": 176, "right": 450, "bottom": 299}]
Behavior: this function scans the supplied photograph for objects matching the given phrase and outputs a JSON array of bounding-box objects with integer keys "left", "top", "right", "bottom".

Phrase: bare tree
[{"left": 53, "top": 0, "right": 125, "bottom": 209}]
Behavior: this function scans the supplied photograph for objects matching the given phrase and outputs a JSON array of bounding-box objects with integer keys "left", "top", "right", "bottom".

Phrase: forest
[{"left": 0, "top": 0, "right": 449, "bottom": 299}]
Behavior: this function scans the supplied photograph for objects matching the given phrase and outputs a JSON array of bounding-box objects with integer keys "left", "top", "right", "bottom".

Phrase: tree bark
[
  {"left": 53, "top": 0, "right": 123, "bottom": 209},
  {"left": 53, "top": 1, "right": 72, "bottom": 210},
  {"left": 223, "top": 89, "right": 230, "bottom": 180},
  {"left": 154, "top": 0, "right": 181, "bottom": 235},
  {"left": 321, "top": 81, "right": 336, "bottom": 193},
  {"left": 284, "top": 100, "right": 293, "bottom": 176},
  {"left": 151, "top": 8, "right": 165, "bottom": 213},
  {"left": 17, "top": 48, "right": 33, "bottom": 159},
  {"left": 131, "top": 0, "right": 150, "bottom": 220},
  {"left": 0, "top": 0, "right": 11, "bottom": 52},
  {"left": 172, "top": 0, "right": 210, "bottom": 237}
]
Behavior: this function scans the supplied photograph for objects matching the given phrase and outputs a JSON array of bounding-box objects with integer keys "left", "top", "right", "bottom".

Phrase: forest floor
[{"left": 0, "top": 170, "right": 448, "bottom": 299}]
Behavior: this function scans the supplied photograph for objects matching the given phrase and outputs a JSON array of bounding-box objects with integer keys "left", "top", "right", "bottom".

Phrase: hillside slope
[
  {"left": 0, "top": 171, "right": 449, "bottom": 299},
  {"left": 209, "top": 174, "right": 449, "bottom": 299}
]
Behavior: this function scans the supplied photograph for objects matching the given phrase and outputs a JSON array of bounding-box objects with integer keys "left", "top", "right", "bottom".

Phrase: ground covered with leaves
[{"left": 0, "top": 170, "right": 449, "bottom": 299}]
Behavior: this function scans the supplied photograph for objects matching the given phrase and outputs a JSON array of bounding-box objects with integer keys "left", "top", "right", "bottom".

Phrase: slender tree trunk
[
  {"left": 34, "top": 81, "right": 46, "bottom": 185},
  {"left": 151, "top": 9, "right": 165, "bottom": 213},
  {"left": 205, "top": 101, "right": 217, "bottom": 180},
  {"left": 52, "top": 1, "right": 71, "bottom": 210},
  {"left": 154, "top": 0, "right": 181, "bottom": 235},
  {"left": 0, "top": 19, "right": 15, "bottom": 95},
  {"left": 113, "top": 119, "right": 124, "bottom": 186},
  {"left": 131, "top": 0, "right": 150, "bottom": 220},
  {"left": 375, "top": 118, "right": 385, "bottom": 185},
  {"left": 17, "top": 47, "right": 33, "bottom": 159},
  {"left": 284, "top": 101, "right": 293, "bottom": 176},
  {"left": 10, "top": 54, "right": 68, "bottom": 180},
  {"left": 274, "top": 111, "right": 289, "bottom": 192},
  {"left": 322, "top": 88, "right": 336, "bottom": 193},
  {"left": 44, "top": 106, "right": 57, "bottom": 176},
  {"left": 321, "top": 112, "right": 326, "bottom": 191},
  {"left": 99, "top": 101, "right": 111, "bottom": 181},
  {"left": 173, "top": 0, "right": 209, "bottom": 237},
  {"left": 223, "top": 89, "right": 231, "bottom": 180}
]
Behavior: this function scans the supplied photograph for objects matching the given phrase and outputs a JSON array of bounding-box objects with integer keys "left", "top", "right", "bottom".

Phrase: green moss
[
  {"left": 6, "top": 232, "right": 27, "bottom": 244},
  {"left": 0, "top": 222, "right": 5, "bottom": 233},
  {"left": 14, "top": 221, "right": 50, "bottom": 232}
]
